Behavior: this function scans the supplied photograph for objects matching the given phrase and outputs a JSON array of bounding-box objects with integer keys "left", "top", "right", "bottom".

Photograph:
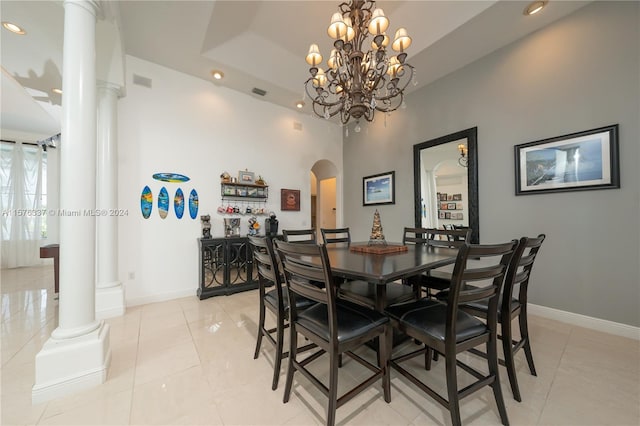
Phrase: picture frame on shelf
[
  {"left": 445, "top": 212, "right": 451, "bottom": 219},
  {"left": 453, "top": 194, "right": 462, "bottom": 201},
  {"left": 438, "top": 211, "right": 445, "bottom": 219},
  {"left": 440, "top": 202, "right": 448, "bottom": 210},
  {"left": 281, "top": 189, "right": 301, "bottom": 211},
  {"left": 238, "top": 170, "right": 255, "bottom": 184},
  {"left": 447, "top": 203, "right": 457, "bottom": 210},
  {"left": 363, "top": 171, "right": 395, "bottom": 206},
  {"left": 515, "top": 124, "right": 620, "bottom": 195},
  {"left": 456, "top": 202, "right": 463, "bottom": 210}
]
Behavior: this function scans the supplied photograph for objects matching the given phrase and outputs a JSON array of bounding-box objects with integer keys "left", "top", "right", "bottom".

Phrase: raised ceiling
[{"left": 0, "top": 0, "right": 590, "bottom": 140}]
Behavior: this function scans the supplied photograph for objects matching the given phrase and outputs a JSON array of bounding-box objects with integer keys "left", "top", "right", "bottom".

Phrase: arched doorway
[{"left": 311, "top": 160, "right": 340, "bottom": 241}]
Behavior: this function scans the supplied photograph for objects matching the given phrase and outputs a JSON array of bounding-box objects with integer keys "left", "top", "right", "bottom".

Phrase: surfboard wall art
[
  {"left": 140, "top": 186, "right": 153, "bottom": 219},
  {"left": 188, "top": 189, "right": 199, "bottom": 219},
  {"left": 158, "top": 187, "right": 169, "bottom": 219},
  {"left": 174, "top": 188, "right": 185, "bottom": 219},
  {"left": 152, "top": 172, "right": 190, "bottom": 183}
]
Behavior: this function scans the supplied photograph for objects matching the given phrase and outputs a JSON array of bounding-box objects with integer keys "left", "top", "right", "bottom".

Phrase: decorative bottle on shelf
[{"left": 368, "top": 210, "right": 387, "bottom": 246}]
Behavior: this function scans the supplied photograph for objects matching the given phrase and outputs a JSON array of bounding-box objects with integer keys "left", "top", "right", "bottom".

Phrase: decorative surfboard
[
  {"left": 140, "top": 186, "right": 153, "bottom": 219},
  {"left": 158, "top": 187, "right": 169, "bottom": 219},
  {"left": 174, "top": 188, "right": 185, "bottom": 219},
  {"left": 152, "top": 172, "right": 190, "bottom": 183},
  {"left": 188, "top": 189, "right": 199, "bottom": 219}
]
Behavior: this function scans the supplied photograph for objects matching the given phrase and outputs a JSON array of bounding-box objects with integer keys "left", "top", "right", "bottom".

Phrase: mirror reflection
[{"left": 413, "top": 128, "right": 479, "bottom": 243}]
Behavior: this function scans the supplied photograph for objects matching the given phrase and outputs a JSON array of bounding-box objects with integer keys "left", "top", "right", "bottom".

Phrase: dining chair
[
  {"left": 385, "top": 240, "right": 518, "bottom": 426},
  {"left": 457, "top": 234, "right": 546, "bottom": 402},
  {"left": 320, "top": 227, "right": 351, "bottom": 245},
  {"left": 402, "top": 227, "right": 471, "bottom": 297},
  {"left": 282, "top": 228, "right": 317, "bottom": 244},
  {"left": 273, "top": 239, "right": 391, "bottom": 426},
  {"left": 248, "top": 235, "right": 316, "bottom": 390}
]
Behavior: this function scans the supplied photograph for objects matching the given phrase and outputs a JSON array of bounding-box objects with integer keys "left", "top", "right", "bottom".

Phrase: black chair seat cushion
[
  {"left": 339, "top": 280, "right": 415, "bottom": 306},
  {"left": 265, "top": 289, "right": 315, "bottom": 311},
  {"left": 385, "top": 299, "right": 487, "bottom": 343},
  {"left": 405, "top": 270, "right": 452, "bottom": 291},
  {"left": 435, "top": 286, "right": 521, "bottom": 316},
  {"left": 463, "top": 297, "right": 520, "bottom": 316},
  {"left": 296, "top": 300, "right": 389, "bottom": 344}
]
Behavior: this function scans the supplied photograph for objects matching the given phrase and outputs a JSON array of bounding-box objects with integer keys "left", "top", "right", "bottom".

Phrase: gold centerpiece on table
[{"left": 368, "top": 209, "right": 387, "bottom": 246}]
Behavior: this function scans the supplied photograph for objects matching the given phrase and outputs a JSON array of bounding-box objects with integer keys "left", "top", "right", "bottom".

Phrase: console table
[
  {"left": 39, "top": 244, "right": 59, "bottom": 293},
  {"left": 197, "top": 237, "right": 257, "bottom": 299}
]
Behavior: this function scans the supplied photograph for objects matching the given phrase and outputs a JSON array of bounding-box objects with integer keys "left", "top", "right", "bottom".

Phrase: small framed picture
[
  {"left": 445, "top": 212, "right": 451, "bottom": 219},
  {"left": 447, "top": 203, "right": 456, "bottom": 210},
  {"left": 363, "top": 171, "right": 395, "bottom": 206},
  {"left": 456, "top": 202, "right": 463, "bottom": 210},
  {"left": 281, "top": 188, "right": 301, "bottom": 211},
  {"left": 440, "top": 202, "right": 448, "bottom": 210},
  {"left": 447, "top": 194, "right": 453, "bottom": 201},
  {"left": 439, "top": 193, "right": 447, "bottom": 201},
  {"left": 438, "top": 211, "right": 445, "bottom": 219},
  {"left": 238, "top": 170, "right": 255, "bottom": 184},
  {"left": 453, "top": 194, "right": 462, "bottom": 201},
  {"left": 223, "top": 185, "right": 236, "bottom": 196}
]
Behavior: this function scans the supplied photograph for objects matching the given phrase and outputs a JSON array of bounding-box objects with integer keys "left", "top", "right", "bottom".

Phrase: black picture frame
[
  {"left": 515, "top": 124, "right": 620, "bottom": 195},
  {"left": 363, "top": 171, "right": 395, "bottom": 206}
]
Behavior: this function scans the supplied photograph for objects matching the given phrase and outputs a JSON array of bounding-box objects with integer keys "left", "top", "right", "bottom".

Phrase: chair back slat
[
  {"left": 283, "top": 229, "right": 317, "bottom": 244},
  {"left": 403, "top": 227, "right": 471, "bottom": 248},
  {"left": 274, "top": 240, "right": 337, "bottom": 332},
  {"left": 445, "top": 240, "right": 518, "bottom": 335},
  {"left": 321, "top": 227, "right": 351, "bottom": 245},
  {"left": 505, "top": 234, "right": 546, "bottom": 312},
  {"left": 249, "top": 235, "right": 285, "bottom": 304}
]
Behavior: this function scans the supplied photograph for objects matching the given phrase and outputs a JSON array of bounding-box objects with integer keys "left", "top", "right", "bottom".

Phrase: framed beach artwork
[
  {"left": 363, "top": 171, "right": 395, "bottom": 206},
  {"left": 515, "top": 124, "right": 620, "bottom": 195}
]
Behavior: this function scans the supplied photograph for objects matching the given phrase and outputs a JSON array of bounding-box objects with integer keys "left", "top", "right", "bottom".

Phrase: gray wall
[{"left": 344, "top": 1, "right": 639, "bottom": 327}]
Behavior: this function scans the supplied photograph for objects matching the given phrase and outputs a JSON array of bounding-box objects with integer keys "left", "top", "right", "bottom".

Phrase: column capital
[
  {"left": 97, "top": 81, "right": 123, "bottom": 98},
  {"left": 63, "top": 0, "right": 102, "bottom": 18}
]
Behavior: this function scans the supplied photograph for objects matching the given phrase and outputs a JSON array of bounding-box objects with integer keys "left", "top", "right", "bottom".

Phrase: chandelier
[{"left": 304, "top": 0, "right": 414, "bottom": 127}]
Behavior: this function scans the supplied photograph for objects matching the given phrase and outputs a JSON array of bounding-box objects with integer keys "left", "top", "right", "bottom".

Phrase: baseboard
[
  {"left": 528, "top": 303, "right": 640, "bottom": 340},
  {"left": 125, "top": 288, "right": 197, "bottom": 308}
]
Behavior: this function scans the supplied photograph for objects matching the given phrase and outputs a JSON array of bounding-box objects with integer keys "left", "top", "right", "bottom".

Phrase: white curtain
[
  {"left": 421, "top": 169, "right": 438, "bottom": 229},
  {"left": 1, "top": 142, "right": 44, "bottom": 268}
]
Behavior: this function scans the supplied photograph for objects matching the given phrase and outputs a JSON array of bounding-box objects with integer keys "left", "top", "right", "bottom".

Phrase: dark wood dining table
[{"left": 323, "top": 242, "right": 460, "bottom": 311}]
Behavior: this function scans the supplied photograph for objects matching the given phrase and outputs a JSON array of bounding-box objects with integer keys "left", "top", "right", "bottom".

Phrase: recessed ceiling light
[
  {"left": 211, "top": 70, "right": 224, "bottom": 80},
  {"left": 2, "top": 21, "right": 26, "bottom": 35},
  {"left": 524, "top": 1, "right": 548, "bottom": 16},
  {"left": 295, "top": 101, "right": 305, "bottom": 109},
  {"left": 52, "top": 88, "right": 63, "bottom": 94}
]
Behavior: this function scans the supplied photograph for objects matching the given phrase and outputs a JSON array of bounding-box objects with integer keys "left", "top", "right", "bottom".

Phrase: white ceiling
[{"left": 0, "top": 0, "right": 591, "bottom": 141}]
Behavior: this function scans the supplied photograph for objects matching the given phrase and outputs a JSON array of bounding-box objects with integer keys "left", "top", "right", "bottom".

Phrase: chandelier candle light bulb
[{"left": 303, "top": 0, "right": 414, "bottom": 126}]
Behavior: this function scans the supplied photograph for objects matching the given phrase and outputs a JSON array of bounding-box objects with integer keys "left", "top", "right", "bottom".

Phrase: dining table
[{"left": 323, "top": 242, "right": 460, "bottom": 311}]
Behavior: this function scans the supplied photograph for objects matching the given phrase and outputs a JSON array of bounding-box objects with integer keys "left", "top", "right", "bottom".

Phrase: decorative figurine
[
  {"left": 247, "top": 216, "right": 260, "bottom": 236},
  {"left": 200, "top": 214, "right": 212, "bottom": 238},
  {"left": 368, "top": 209, "right": 387, "bottom": 246}
]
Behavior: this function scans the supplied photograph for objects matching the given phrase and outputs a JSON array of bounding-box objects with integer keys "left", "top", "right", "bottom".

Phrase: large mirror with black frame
[{"left": 413, "top": 127, "right": 479, "bottom": 243}]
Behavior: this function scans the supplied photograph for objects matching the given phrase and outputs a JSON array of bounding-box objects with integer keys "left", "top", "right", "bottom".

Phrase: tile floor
[{"left": 1, "top": 265, "right": 639, "bottom": 425}]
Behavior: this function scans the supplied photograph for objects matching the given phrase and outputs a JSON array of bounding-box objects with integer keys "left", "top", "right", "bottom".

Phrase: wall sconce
[{"left": 458, "top": 143, "right": 468, "bottom": 167}]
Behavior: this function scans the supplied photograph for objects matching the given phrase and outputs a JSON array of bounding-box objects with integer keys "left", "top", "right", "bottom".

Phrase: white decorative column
[
  {"left": 96, "top": 82, "right": 124, "bottom": 319},
  {"left": 33, "top": 0, "right": 111, "bottom": 404}
]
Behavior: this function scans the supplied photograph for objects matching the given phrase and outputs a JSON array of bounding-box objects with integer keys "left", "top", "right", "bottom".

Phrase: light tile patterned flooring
[{"left": 1, "top": 265, "right": 639, "bottom": 425}]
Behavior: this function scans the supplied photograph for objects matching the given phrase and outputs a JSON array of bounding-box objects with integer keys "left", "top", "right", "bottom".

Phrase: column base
[
  {"left": 96, "top": 282, "right": 125, "bottom": 319},
  {"left": 32, "top": 322, "right": 111, "bottom": 405}
]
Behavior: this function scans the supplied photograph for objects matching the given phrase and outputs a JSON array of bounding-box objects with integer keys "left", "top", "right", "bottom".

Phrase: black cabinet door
[{"left": 198, "top": 237, "right": 258, "bottom": 299}]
